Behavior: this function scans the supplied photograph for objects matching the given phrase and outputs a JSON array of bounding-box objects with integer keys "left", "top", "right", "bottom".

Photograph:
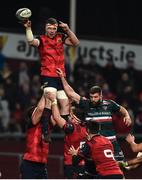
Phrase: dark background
[{"left": 0, "top": 0, "right": 142, "bottom": 41}]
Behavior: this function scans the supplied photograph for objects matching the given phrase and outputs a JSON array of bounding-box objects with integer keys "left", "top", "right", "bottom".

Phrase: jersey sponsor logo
[
  {"left": 57, "top": 38, "right": 62, "bottom": 43},
  {"left": 87, "top": 111, "right": 111, "bottom": 116}
]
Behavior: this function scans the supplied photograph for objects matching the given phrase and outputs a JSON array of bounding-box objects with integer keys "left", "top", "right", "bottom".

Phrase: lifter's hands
[
  {"left": 45, "top": 91, "right": 56, "bottom": 102},
  {"left": 68, "top": 145, "right": 79, "bottom": 156}
]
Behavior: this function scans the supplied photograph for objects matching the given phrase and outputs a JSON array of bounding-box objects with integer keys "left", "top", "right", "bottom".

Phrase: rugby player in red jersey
[
  {"left": 46, "top": 91, "right": 87, "bottom": 178},
  {"left": 23, "top": 17, "right": 79, "bottom": 141},
  {"left": 20, "top": 93, "right": 55, "bottom": 179},
  {"left": 69, "top": 120, "right": 124, "bottom": 179}
]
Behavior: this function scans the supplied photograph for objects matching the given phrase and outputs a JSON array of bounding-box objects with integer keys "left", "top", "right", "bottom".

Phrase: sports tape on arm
[{"left": 26, "top": 28, "right": 34, "bottom": 42}]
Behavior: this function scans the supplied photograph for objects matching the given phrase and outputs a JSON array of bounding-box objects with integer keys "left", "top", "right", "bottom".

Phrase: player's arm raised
[
  {"left": 23, "top": 20, "right": 40, "bottom": 47},
  {"left": 59, "top": 21, "right": 80, "bottom": 46},
  {"left": 56, "top": 68, "right": 81, "bottom": 104}
]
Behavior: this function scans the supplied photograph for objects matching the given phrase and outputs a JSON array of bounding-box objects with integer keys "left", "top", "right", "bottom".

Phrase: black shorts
[
  {"left": 20, "top": 159, "right": 48, "bottom": 179},
  {"left": 41, "top": 76, "right": 64, "bottom": 91}
]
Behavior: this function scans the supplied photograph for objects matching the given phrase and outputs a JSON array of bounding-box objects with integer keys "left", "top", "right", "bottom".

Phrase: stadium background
[{"left": 0, "top": 0, "right": 142, "bottom": 178}]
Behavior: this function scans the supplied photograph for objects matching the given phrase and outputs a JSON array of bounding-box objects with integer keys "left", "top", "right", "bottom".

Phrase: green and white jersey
[
  {"left": 79, "top": 97, "right": 125, "bottom": 161},
  {"left": 79, "top": 98, "right": 120, "bottom": 139}
]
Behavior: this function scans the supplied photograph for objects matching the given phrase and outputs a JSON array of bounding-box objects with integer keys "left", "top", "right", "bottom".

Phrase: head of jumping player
[
  {"left": 89, "top": 86, "right": 103, "bottom": 106},
  {"left": 45, "top": 17, "right": 58, "bottom": 38}
]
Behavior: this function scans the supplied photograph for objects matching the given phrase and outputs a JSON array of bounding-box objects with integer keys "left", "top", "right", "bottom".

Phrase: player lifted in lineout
[{"left": 22, "top": 17, "right": 79, "bottom": 142}]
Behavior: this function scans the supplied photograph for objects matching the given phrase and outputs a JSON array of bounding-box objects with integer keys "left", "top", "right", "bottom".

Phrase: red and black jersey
[
  {"left": 38, "top": 33, "right": 67, "bottom": 77},
  {"left": 63, "top": 121, "right": 87, "bottom": 165},
  {"left": 23, "top": 123, "right": 49, "bottom": 164},
  {"left": 78, "top": 135, "right": 123, "bottom": 176}
]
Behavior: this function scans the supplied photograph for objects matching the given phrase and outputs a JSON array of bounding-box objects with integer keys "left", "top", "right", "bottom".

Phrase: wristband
[{"left": 26, "top": 28, "right": 34, "bottom": 42}]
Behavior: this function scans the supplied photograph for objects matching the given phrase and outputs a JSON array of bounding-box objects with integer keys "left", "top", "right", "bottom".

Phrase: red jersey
[
  {"left": 79, "top": 135, "right": 123, "bottom": 176},
  {"left": 38, "top": 33, "right": 67, "bottom": 77},
  {"left": 63, "top": 121, "right": 87, "bottom": 165},
  {"left": 23, "top": 123, "right": 49, "bottom": 164}
]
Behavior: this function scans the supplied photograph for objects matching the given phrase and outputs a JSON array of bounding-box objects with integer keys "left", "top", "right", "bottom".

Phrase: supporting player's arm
[
  {"left": 59, "top": 21, "right": 80, "bottom": 46},
  {"left": 119, "top": 106, "right": 132, "bottom": 126},
  {"left": 126, "top": 134, "right": 142, "bottom": 152},
  {"left": 32, "top": 95, "right": 46, "bottom": 125},
  {"left": 45, "top": 92, "right": 66, "bottom": 128},
  {"left": 119, "top": 156, "right": 142, "bottom": 170},
  {"left": 127, "top": 156, "right": 142, "bottom": 166},
  {"left": 56, "top": 68, "right": 81, "bottom": 104}
]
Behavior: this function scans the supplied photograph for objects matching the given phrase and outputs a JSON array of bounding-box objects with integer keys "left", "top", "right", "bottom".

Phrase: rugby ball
[{"left": 16, "top": 8, "right": 32, "bottom": 21}]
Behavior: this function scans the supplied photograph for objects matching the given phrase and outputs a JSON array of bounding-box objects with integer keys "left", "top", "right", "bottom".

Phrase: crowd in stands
[{"left": 0, "top": 56, "right": 142, "bottom": 135}]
